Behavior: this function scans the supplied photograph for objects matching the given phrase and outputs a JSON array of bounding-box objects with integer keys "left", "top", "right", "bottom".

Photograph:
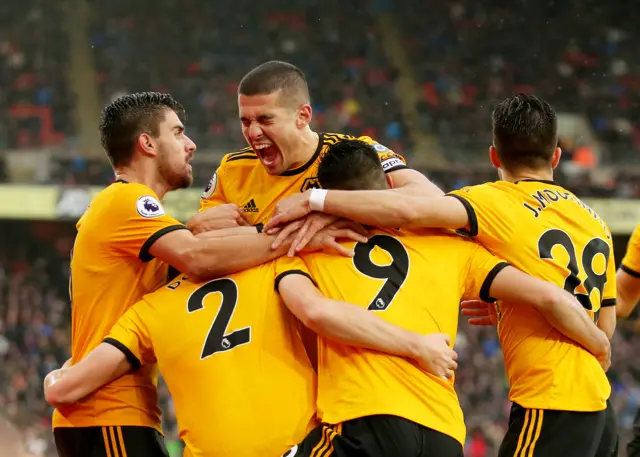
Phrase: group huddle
[{"left": 43, "top": 61, "right": 621, "bottom": 457}]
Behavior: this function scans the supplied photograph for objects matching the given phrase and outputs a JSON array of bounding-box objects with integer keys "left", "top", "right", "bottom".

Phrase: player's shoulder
[
  {"left": 220, "top": 146, "right": 259, "bottom": 166},
  {"left": 88, "top": 181, "right": 166, "bottom": 220},
  {"left": 323, "top": 132, "right": 390, "bottom": 152}
]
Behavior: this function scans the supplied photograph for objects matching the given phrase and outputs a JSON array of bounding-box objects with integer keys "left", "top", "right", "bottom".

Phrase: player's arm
[
  {"left": 44, "top": 344, "right": 130, "bottom": 408},
  {"left": 277, "top": 271, "right": 458, "bottom": 379},
  {"left": 488, "top": 265, "right": 610, "bottom": 362},
  {"left": 266, "top": 191, "right": 468, "bottom": 234},
  {"left": 151, "top": 228, "right": 294, "bottom": 278},
  {"left": 616, "top": 225, "right": 640, "bottom": 317},
  {"left": 616, "top": 268, "right": 640, "bottom": 318},
  {"left": 363, "top": 136, "right": 443, "bottom": 197}
]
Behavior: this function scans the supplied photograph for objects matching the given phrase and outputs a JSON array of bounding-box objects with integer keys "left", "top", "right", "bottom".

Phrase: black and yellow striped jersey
[{"left": 199, "top": 133, "right": 406, "bottom": 225}]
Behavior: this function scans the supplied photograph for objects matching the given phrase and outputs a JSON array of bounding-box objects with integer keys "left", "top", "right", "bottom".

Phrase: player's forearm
[
  {"left": 323, "top": 190, "right": 425, "bottom": 228},
  {"left": 191, "top": 233, "right": 289, "bottom": 278},
  {"left": 539, "top": 291, "right": 610, "bottom": 356},
  {"left": 195, "top": 226, "right": 259, "bottom": 239},
  {"left": 297, "top": 297, "right": 421, "bottom": 359}
]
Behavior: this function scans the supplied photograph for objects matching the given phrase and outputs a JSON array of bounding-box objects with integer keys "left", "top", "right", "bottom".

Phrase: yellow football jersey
[
  {"left": 105, "top": 259, "right": 317, "bottom": 457},
  {"left": 278, "top": 228, "right": 508, "bottom": 446},
  {"left": 53, "top": 180, "right": 187, "bottom": 431},
  {"left": 621, "top": 224, "right": 640, "bottom": 277},
  {"left": 199, "top": 133, "right": 406, "bottom": 225},
  {"left": 449, "top": 179, "right": 615, "bottom": 412}
]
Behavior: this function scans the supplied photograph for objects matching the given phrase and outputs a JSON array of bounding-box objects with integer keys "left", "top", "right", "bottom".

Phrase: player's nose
[
  {"left": 247, "top": 123, "right": 263, "bottom": 141},
  {"left": 184, "top": 135, "right": 197, "bottom": 153}
]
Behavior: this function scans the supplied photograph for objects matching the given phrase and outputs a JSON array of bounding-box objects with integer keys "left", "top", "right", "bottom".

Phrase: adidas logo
[{"left": 243, "top": 199, "right": 259, "bottom": 213}]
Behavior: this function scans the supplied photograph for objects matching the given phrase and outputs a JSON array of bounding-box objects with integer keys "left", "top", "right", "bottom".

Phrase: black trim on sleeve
[
  {"left": 601, "top": 298, "right": 616, "bottom": 308},
  {"left": 620, "top": 264, "right": 640, "bottom": 279},
  {"left": 479, "top": 262, "right": 511, "bottom": 303},
  {"left": 446, "top": 194, "right": 479, "bottom": 237},
  {"left": 139, "top": 225, "right": 189, "bottom": 262},
  {"left": 103, "top": 337, "right": 142, "bottom": 371},
  {"left": 274, "top": 270, "right": 316, "bottom": 292}
]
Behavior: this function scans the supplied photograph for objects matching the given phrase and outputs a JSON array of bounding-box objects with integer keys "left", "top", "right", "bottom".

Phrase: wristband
[{"left": 309, "top": 189, "right": 328, "bottom": 212}]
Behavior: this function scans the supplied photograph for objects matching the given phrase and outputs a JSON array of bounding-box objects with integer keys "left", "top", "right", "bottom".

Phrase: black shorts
[
  {"left": 596, "top": 399, "right": 618, "bottom": 457},
  {"left": 498, "top": 402, "right": 607, "bottom": 457},
  {"left": 282, "top": 414, "right": 463, "bottom": 457},
  {"left": 54, "top": 426, "right": 169, "bottom": 457}
]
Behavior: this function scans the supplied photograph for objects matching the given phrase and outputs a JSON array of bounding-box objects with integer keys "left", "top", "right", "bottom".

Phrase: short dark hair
[
  {"left": 238, "top": 61, "right": 310, "bottom": 107},
  {"left": 99, "top": 92, "right": 186, "bottom": 168},
  {"left": 318, "top": 140, "right": 387, "bottom": 191},
  {"left": 492, "top": 94, "right": 558, "bottom": 171}
]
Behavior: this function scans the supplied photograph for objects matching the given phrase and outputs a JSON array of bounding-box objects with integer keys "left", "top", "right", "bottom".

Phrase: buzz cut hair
[{"left": 238, "top": 61, "right": 310, "bottom": 108}]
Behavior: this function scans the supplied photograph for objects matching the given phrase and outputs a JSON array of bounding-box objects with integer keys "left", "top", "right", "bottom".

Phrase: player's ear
[
  {"left": 385, "top": 173, "right": 394, "bottom": 189},
  {"left": 137, "top": 133, "right": 158, "bottom": 158},
  {"left": 551, "top": 147, "right": 562, "bottom": 169},
  {"left": 489, "top": 145, "right": 501, "bottom": 168},
  {"left": 297, "top": 104, "right": 312, "bottom": 129}
]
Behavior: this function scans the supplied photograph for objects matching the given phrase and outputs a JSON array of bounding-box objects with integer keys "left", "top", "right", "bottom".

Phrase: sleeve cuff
[
  {"left": 446, "top": 194, "right": 478, "bottom": 237},
  {"left": 601, "top": 298, "right": 616, "bottom": 308},
  {"left": 139, "top": 225, "right": 190, "bottom": 262},
  {"left": 620, "top": 264, "right": 640, "bottom": 279},
  {"left": 480, "top": 262, "right": 511, "bottom": 303},
  {"left": 275, "top": 270, "right": 316, "bottom": 292},
  {"left": 103, "top": 337, "right": 142, "bottom": 371}
]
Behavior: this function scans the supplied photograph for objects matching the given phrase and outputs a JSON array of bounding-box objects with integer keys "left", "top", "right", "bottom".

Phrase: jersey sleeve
[
  {"left": 621, "top": 224, "right": 640, "bottom": 278},
  {"left": 109, "top": 184, "right": 188, "bottom": 262},
  {"left": 274, "top": 255, "right": 315, "bottom": 292},
  {"left": 461, "top": 241, "right": 511, "bottom": 302},
  {"left": 199, "top": 160, "right": 228, "bottom": 212},
  {"left": 103, "top": 301, "right": 156, "bottom": 370},
  {"left": 447, "top": 184, "right": 512, "bottom": 240},
  {"left": 356, "top": 136, "right": 407, "bottom": 173}
]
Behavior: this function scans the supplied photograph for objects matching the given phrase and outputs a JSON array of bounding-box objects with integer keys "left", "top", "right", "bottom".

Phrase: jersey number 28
[{"left": 537, "top": 229, "right": 610, "bottom": 319}]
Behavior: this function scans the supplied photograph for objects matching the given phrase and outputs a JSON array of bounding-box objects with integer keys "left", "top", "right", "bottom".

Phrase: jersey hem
[
  {"left": 139, "top": 224, "right": 189, "bottom": 262},
  {"left": 446, "top": 194, "right": 478, "bottom": 236},
  {"left": 480, "top": 262, "right": 510, "bottom": 302},
  {"left": 103, "top": 337, "right": 142, "bottom": 370}
]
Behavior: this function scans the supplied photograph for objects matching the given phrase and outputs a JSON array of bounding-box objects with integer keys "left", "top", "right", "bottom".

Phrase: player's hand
[
  {"left": 300, "top": 219, "right": 369, "bottom": 257},
  {"left": 187, "top": 204, "right": 251, "bottom": 234},
  {"left": 593, "top": 330, "right": 611, "bottom": 372},
  {"left": 272, "top": 213, "right": 340, "bottom": 254},
  {"left": 415, "top": 333, "right": 458, "bottom": 380},
  {"left": 264, "top": 191, "right": 312, "bottom": 234},
  {"left": 461, "top": 300, "right": 498, "bottom": 326}
]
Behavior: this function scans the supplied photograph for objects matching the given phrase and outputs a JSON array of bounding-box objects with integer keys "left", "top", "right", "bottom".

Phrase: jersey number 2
[
  {"left": 537, "top": 229, "right": 610, "bottom": 317},
  {"left": 353, "top": 234, "right": 410, "bottom": 311},
  {"left": 188, "top": 278, "right": 251, "bottom": 359}
]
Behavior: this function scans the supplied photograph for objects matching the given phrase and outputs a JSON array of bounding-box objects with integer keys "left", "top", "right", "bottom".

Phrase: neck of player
[
  {"left": 500, "top": 167, "right": 554, "bottom": 184},
  {"left": 114, "top": 166, "right": 171, "bottom": 200},
  {"left": 288, "top": 129, "right": 320, "bottom": 170}
]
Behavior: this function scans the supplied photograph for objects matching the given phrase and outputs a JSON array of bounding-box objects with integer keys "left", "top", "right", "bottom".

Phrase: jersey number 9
[{"left": 353, "top": 234, "right": 410, "bottom": 311}]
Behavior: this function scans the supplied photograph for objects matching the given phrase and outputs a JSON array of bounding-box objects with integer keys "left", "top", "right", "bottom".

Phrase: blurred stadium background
[{"left": 1, "top": 0, "right": 640, "bottom": 455}]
